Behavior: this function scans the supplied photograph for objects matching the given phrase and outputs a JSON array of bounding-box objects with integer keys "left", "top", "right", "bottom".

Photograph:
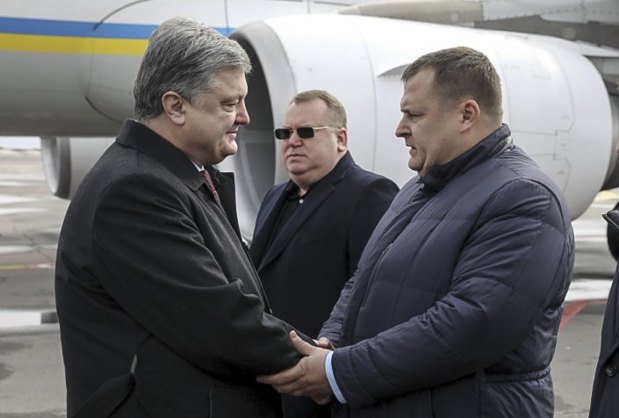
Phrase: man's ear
[
  {"left": 460, "top": 99, "right": 480, "bottom": 133},
  {"left": 161, "top": 91, "right": 185, "bottom": 126},
  {"left": 337, "top": 128, "right": 348, "bottom": 152}
]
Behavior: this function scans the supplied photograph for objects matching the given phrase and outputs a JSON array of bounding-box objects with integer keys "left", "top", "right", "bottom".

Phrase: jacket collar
[
  {"left": 254, "top": 151, "right": 355, "bottom": 270},
  {"left": 115, "top": 119, "right": 205, "bottom": 191},
  {"left": 286, "top": 151, "right": 355, "bottom": 198},
  {"left": 421, "top": 124, "right": 513, "bottom": 192}
]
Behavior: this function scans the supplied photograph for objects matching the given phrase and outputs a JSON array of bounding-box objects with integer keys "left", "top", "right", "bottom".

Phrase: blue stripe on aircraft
[{"left": 0, "top": 16, "right": 231, "bottom": 39}]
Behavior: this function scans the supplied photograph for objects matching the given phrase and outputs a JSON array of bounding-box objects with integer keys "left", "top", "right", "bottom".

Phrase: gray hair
[
  {"left": 133, "top": 17, "right": 252, "bottom": 120},
  {"left": 291, "top": 90, "right": 347, "bottom": 128},
  {"left": 402, "top": 46, "right": 503, "bottom": 123}
]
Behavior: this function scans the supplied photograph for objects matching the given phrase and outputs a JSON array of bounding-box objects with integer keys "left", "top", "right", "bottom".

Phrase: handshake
[{"left": 257, "top": 331, "right": 336, "bottom": 405}]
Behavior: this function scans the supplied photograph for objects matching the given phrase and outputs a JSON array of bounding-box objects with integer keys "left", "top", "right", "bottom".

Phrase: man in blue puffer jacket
[{"left": 258, "top": 46, "right": 575, "bottom": 418}]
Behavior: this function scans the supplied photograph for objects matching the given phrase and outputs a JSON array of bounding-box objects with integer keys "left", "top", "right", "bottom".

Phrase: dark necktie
[{"left": 201, "top": 170, "right": 221, "bottom": 205}]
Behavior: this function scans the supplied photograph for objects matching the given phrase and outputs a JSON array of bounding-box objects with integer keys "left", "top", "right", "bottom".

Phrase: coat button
[{"left": 606, "top": 362, "right": 618, "bottom": 377}]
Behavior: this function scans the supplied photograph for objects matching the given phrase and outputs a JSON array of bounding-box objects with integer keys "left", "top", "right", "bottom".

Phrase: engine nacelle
[
  {"left": 602, "top": 95, "right": 619, "bottom": 190},
  {"left": 228, "top": 14, "right": 617, "bottom": 238},
  {"left": 40, "top": 137, "right": 114, "bottom": 198}
]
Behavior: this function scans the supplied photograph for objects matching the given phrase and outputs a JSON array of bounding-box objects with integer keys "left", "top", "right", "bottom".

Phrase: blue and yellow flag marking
[{"left": 0, "top": 17, "right": 232, "bottom": 56}]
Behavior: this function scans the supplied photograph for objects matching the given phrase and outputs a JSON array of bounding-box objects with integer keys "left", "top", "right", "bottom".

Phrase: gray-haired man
[{"left": 56, "top": 17, "right": 302, "bottom": 418}]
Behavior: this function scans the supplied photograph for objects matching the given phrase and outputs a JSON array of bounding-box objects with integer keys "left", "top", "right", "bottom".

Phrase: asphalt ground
[{"left": 0, "top": 148, "right": 616, "bottom": 417}]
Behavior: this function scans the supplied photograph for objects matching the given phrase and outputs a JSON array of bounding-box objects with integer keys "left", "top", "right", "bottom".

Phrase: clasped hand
[{"left": 257, "top": 330, "right": 334, "bottom": 405}]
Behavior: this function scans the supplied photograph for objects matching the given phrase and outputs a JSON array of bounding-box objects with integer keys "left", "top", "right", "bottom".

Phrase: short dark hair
[
  {"left": 291, "top": 90, "right": 347, "bottom": 128},
  {"left": 401, "top": 46, "right": 502, "bottom": 122}
]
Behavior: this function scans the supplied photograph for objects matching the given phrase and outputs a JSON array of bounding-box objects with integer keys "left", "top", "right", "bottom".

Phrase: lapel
[
  {"left": 250, "top": 183, "right": 288, "bottom": 264},
  {"left": 257, "top": 152, "right": 355, "bottom": 270},
  {"left": 206, "top": 167, "right": 243, "bottom": 240},
  {"left": 115, "top": 119, "right": 204, "bottom": 192}
]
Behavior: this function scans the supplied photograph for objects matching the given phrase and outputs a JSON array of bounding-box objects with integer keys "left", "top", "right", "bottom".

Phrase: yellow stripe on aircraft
[{"left": 0, "top": 33, "right": 148, "bottom": 55}]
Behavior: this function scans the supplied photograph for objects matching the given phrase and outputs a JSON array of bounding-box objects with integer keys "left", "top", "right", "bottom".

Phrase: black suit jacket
[
  {"left": 250, "top": 152, "right": 398, "bottom": 338},
  {"left": 55, "top": 120, "right": 301, "bottom": 418}
]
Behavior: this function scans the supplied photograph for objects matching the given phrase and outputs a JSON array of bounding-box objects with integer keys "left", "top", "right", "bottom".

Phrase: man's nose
[
  {"left": 236, "top": 103, "right": 250, "bottom": 125},
  {"left": 395, "top": 119, "right": 409, "bottom": 138},
  {"left": 287, "top": 134, "right": 303, "bottom": 146}
]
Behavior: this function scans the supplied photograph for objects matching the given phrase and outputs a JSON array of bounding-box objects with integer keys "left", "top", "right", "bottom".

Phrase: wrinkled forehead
[
  {"left": 405, "top": 69, "right": 436, "bottom": 94},
  {"left": 401, "top": 69, "right": 439, "bottom": 107}
]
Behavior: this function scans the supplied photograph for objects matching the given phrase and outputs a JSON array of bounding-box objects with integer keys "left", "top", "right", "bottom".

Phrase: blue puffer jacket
[{"left": 321, "top": 124, "right": 574, "bottom": 418}]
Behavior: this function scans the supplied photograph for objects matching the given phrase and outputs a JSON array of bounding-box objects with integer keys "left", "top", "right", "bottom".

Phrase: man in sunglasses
[{"left": 250, "top": 89, "right": 399, "bottom": 418}]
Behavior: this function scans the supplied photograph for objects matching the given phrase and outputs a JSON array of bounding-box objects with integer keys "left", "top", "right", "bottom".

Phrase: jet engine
[
  {"left": 40, "top": 137, "right": 114, "bottom": 198},
  {"left": 228, "top": 14, "right": 619, "bottom": 239}
]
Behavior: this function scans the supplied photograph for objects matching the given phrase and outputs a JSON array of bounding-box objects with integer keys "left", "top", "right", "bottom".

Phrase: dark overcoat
[
  {"left": 321, "top": 125, "right": 575, "bottom": 418},
  {"left": 55, "top": 120, "right": 301, "bottom": 418},
  {"left": 589, "top": 210, "right": 619, "bottom": 418},
  {"left": 250, "top": 152, "right": 398, "bottom": 418},
  {"left": 250, "top": 152, "right": 398, "bottom": 337}
]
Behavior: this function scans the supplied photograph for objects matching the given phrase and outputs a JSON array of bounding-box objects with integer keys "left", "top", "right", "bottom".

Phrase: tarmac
[{"left": 0, "top": 148, "right": 617, "bottom": 417}]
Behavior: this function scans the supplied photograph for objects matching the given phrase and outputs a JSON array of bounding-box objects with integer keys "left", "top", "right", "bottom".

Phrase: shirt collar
[{"left": 191, "top": 161, "right": 204, "bottom": 172}]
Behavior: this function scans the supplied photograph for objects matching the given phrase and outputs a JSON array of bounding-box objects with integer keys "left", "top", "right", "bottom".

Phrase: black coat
[
  {"left": 589, "top": 210, "right": 619, "bottom": 417},
  {"left": 321, "top": 125, "right": 574, "bottom": 417},
  {"left": 250, "top": 152, "right": 398, "bottom": 338},
  {"left": 55, "top": 120, "right": 301, "bottom": 418},
  {"left": 250, "top": 153, "right": 398, "bottom": 418}
]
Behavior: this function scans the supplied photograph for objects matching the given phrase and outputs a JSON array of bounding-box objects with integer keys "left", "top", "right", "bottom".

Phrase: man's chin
[
  {"left": 408, "top": 158, "right": 417, "bottom": 171},
  {"left": 224, "top": 141, "right": 238, "bottom": 156},
  {"left": 285, "top": 163, "right": 307, "bottom": 176},
  {"left": 209, "top": 145, "right": 238, "bottom": 165}
]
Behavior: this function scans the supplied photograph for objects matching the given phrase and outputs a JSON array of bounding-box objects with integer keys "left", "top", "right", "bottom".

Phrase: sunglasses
[{"left": 274, "top": 126, "right": 333, "bottom": 140}]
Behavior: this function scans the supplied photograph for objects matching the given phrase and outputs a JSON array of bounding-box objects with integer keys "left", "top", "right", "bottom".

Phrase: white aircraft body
[{"left": 1, "top": 0, "right": 619, "bottom": 249}]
